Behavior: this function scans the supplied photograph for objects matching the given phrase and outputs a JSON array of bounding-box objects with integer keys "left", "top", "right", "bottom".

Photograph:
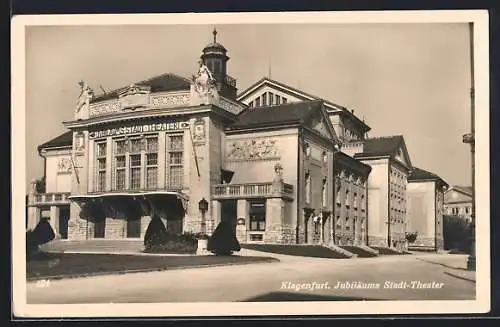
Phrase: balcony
[
  {"left": 212, "top": 181, "right": 294, "bottom": 200},
  {"left": 31, "top": 193, "right": 71, "bottom": 206}
]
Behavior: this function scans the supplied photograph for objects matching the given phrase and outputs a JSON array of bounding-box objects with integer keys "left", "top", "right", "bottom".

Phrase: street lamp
[
  {"left": 198, "top": 198, "right": 209, "bottom": 234},
  {"left": 463, "top": 22, "right": 475, "bottom": 272}
]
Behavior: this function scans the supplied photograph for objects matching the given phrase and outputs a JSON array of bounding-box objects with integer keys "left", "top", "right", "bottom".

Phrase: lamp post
[
  {"left": 463, "top": 22, "right": 475, "bottom": 271},
  {"left": 198, "top": 198, "right": 209, "bottom": 234}
]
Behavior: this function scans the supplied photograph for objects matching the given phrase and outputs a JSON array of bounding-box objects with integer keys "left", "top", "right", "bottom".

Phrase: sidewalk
[{"left": 444, "top": 269, "right": 476, "bottom": 283}]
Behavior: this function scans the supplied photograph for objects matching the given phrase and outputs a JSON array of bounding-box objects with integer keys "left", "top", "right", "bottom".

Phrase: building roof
[
  {"left": 448, "top": 185, "right": 473, "bottom": 196},
  {"left": 237, "top": 77, "right": 371, "bottom": 133},
  {"left": 37, "top": 130, "right": 73, "bottom": 151},
  {"left": 354, "top": 135, "right": 404, "bottom": 158},
  {"left": 335, "top": 151, "right": 372, "bottom": 177},
  {"left": 408, "top": 167, "right": 449, "bottom": 187},
  {"left": 91, "top": 73, "right": 191, "bottom": 103},
  {"left": 228, "top": 100, "right": 323, "bottom": 129}
]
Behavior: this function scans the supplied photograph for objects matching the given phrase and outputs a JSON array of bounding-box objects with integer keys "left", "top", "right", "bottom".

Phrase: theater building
[
  {"left": 406, "top": 167, "right": 449, "bottom": 251},
  {"left": 27, "top": 29, "right": 419, "bottom": 251}
]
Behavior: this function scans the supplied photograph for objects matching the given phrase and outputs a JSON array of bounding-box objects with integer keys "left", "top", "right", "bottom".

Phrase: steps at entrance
[
  {"left": 40, "top": 239, "right": 145, "bottom": 254},
  {"left": 340, "top": 245, "right": 379, "bottom": 258},
  {"left": 241, "top": 243, "right": 355, "bottom": 259}
]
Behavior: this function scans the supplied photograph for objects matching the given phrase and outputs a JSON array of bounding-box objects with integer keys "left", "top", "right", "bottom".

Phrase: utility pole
[{"left": 462, "top": 22, "right": 475, "bottom": 271}]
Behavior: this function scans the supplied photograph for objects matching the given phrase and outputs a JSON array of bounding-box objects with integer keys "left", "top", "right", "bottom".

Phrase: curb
[
  {"left": 444, "top": 270, "right": 476, "bottom": 283},
  {"left": 27, "top": 257, "right": 279, "bottom": 282}
]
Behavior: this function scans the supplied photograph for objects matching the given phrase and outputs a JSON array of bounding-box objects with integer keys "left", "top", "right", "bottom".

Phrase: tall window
[
  {"left": 129, "top": 138, "right": 142, "bottom": 190},
  {"left": 249, "top": 200, "right": 266, "bottom": 231},
  {"left": 96, "top": 142, "right": 107, "bottom": 191},
  {"left": 249, "top": 101, "right": 254, "bottom": 108},
  {"left": 282, "top": 97, "right": 287, "bottom": 104},
  {"left": 168, "top": 134, "right": 184, "bottom": 189},
  {"left": 145, "top": 137, "right": 158, "bottom": 189},
  {"left": 275, "top": 94, "right": 281, "bottom": 105},
  {"left": 261, "top": 93, "right": 267, "bottom": 106},
  {"left": 361, "top": 194, "right": 365, "bottom": 211},
  {"left": 255, "top": 97, "right": 261, "bottom": 107},
  {"left": 114, "top": 139, "right": 126, "bottom": 190},
  {"left": 322, "top": 178, "right": 327, "bottom": 208},
  {"left": 305, "top": 170, "right": 311, "bottom": 204},
  {"left": 269, "top": 92, "right": 274, "bottom": 105}
]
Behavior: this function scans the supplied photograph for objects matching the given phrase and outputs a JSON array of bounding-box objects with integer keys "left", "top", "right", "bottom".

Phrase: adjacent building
[
  {"left": 407, "top": 167, "right": 449, "bottom": 251},
  {"left": 444, "top": 186, "right": 473, "bottom": 223}
]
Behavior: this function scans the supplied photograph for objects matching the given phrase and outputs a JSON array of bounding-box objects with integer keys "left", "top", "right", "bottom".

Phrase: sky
[{"left": 25, "top": 23, "right": 473, "bottom": 187}]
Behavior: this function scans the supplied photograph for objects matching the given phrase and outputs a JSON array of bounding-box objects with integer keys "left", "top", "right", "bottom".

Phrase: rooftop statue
[
  {"left": 192, "top": 60, "right": 217, "bottom": 98},
  {"left": 76, "top": 80, "right": 94, "bottom": 113}
]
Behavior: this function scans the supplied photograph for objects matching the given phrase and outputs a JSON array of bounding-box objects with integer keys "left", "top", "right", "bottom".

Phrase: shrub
[
  {"left": 143, "top": 216, "right": 168, "bottom": 249},
  {"left": 207, "top": 220, "right": 241, "bottom": 256},
  {"left": 405, "top": 231, "right": 418, "bottom": 244},
  {"left": 26, "top": 219, "right": 55, "bottom": 260}
]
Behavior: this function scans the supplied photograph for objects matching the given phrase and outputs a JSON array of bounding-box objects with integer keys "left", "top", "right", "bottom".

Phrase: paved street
[{"left": 27, "top": 252, "right": 475, "bottom": 303}]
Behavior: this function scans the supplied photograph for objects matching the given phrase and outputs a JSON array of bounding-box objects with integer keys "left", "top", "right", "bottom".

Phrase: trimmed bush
[
  {"left": 207, "top": 220, "right": 241, "bottom": 256},
  {"left": 405, "top": 231, "right": 418, "bottom": 244},
  {"left": 143, "top": 216, "right": 168, "bottom": 249},
  {"left": 26, "top": 219, "right": 55, "bottom": 261},
  {"left": 144, "top": 230, "right": 198, "bottom": 254}
]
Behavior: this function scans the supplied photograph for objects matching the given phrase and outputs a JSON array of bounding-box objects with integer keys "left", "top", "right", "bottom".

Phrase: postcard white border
[{"left": 11, "top": 10, "right": 490, "bottom": 317}]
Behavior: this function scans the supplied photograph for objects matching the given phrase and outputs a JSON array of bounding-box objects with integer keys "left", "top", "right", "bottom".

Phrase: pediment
[
  {"left": 305, "top": 106, "right": 341, "bottom": 145},
  {"left": 394, "top": 143, "right": 411, "bottom": 168}
]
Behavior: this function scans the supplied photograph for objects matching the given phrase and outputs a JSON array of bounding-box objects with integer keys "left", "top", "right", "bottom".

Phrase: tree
[
  {"left": 35, "top": 176, "right": 46, "bottom": 194},
  {"left": 207, "top": 220, "right": 241, "bottom": 255}
]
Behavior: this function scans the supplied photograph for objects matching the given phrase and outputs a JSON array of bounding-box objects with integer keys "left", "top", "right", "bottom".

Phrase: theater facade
[{"left": 26, "top": 30, "right": 448, "bottom": 251}]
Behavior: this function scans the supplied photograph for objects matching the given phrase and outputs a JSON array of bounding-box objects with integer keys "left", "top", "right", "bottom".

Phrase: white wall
[{"left": 44, "top": 150, "right": 72, "bottom": 193}]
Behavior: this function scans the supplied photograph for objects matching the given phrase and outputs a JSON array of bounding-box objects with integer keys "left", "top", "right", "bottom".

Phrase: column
[
  {"left": 105, "top": 137, "right": 112, "bottom": 191},
  {"left": 49, "top": 206, "right": 60, "bottom": 237},
  {"left": 264, "top": 198, "right": 285, "bottom": 243},
  {"left": 158, "top": 132, "right": 166, "bottom": 189},
  {"left": 27, "top": 206, "right": 40, "bottom": 231},
  {"left": 211, "top": 200, "right": 221, "bottom": 234},
  {"left": 236, "top": 199, "right": 249, "bottom": 243}
]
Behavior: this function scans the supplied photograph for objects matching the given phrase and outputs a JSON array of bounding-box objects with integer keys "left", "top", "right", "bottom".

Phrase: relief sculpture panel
[{"left": 227, "top": 139, "right": 280, "bottom": 161}]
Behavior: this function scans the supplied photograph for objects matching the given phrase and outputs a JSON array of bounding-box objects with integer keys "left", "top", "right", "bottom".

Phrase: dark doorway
[
  {"left": 94, "top": 219, "right": 106, "bottom": 238},
  {"left": 58, "top": 206, "right": 70, "bottom": 239},
  {"left": 127, "top": 218, "right": 141, "bottom": 238},
  {"left": 220, "top": 199, "right": 237, "bottom": 233}
]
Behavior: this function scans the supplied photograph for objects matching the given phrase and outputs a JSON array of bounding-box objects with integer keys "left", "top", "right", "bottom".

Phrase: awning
[{"left": 68, "top": 191, "right": 189, "bottom": 218}]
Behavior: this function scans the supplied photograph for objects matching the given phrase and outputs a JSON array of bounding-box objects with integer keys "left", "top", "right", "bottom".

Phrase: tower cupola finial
[{"left": 213, "top": 28, "right": 218, "bottom": 43}]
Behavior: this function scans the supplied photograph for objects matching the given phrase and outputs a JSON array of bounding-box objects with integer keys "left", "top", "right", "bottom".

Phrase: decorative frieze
[
  {"left": 57, "top": 157, "right": 72, "bottom": 174},
  {"left": 227, "top": 139, "right": 280, "bottom": 161},
  {"left": 218, "top": 97, "right": 246, "bottom": 115},
  {"left": 89, "top": 101, "right": 122, "bottom": 116},
  {"left": 151, "top": 93, "right": 190, "bottom": 107}
]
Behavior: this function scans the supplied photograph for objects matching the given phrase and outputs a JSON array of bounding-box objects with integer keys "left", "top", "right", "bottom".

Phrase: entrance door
[
  {"left": 94, "top": 219, "right": 106, "bottom": 238},
  {"left": 127, "top": 218, "right": 141, "bottom": 238},
  {"left": 220, "top": 200, "right": 237, "bottom": 233},
  {"left": 58, "top": 206, "right": 70, "bottom": 239}
]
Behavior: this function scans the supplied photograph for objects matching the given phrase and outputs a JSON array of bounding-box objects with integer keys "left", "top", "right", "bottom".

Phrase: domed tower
[{"left": 201, "top": 28, "right": 237, "bottom": 100}]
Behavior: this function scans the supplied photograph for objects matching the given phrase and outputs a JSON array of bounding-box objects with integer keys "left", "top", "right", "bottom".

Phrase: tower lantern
[{"left": 200, "top": 28, "right": 237, "bottom": 99}]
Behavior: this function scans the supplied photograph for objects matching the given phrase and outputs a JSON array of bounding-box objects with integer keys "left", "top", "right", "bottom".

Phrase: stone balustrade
[
  {"left": 212, "top": 182, "right": 294, "bottom": 200},
  {"left": 31, "top": 192, "right": 71, "bottom": 206}
]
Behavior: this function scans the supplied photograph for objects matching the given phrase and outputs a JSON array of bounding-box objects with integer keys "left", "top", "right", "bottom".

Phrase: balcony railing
[
  {"left": 31, "top": 192, "right": 71, "bottom": 205},
  {"left": 212, "top": 181, "right": 294, "bottom": 200}
]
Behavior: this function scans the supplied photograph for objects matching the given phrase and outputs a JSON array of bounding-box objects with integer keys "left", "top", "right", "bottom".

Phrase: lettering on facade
[
  {"left": 88, "top": 122, "right": 190, "bottom": 139},
  {"left": 227, "top": 139, "right": 280, "bottom": 161}
]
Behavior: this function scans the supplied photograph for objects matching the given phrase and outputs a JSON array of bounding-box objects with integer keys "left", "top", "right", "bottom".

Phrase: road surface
[{"left": 27, "top": 252, "right": 475, "bottom": 303}]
